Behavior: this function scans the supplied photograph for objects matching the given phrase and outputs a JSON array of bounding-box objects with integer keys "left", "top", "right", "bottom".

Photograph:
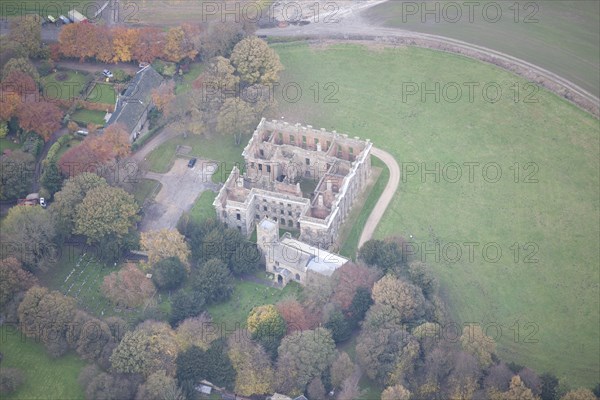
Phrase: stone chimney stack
[
  {"left": 318, "top": 194, "right": 324, "bottom": 207},
  {"left": 326, "top": 180, "right": 332, "bottom": 192}
]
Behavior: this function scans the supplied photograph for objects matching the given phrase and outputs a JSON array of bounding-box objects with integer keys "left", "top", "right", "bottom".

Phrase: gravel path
[{"left": 357, "top": 147, "right": 400, "bottom": 248}]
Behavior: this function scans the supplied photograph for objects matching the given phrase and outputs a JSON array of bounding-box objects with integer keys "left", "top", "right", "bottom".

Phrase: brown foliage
[
  {"left": 101, "top": 264, "right": 155, "bottom": 308},
  {"left": 16, "top": 100, "right": 63, "bottom": 141},
  {"left": 276, "top": 299, "right": 318, "bottom": 333},
  {"left": 0, "top": 257, "right": 38, "bottom": 308},
  {"left": 331, "top": 262, "right": 380, "bottom": 311}
]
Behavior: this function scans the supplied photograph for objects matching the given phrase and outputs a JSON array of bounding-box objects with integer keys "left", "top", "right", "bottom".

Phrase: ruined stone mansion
[{"left": 213, "top": 118, "right": 373, "bottom": 247}]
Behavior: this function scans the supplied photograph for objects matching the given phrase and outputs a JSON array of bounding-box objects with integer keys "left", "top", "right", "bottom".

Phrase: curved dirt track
[{"left": 357, "top": 147, "right": 400, "bottom": 248}]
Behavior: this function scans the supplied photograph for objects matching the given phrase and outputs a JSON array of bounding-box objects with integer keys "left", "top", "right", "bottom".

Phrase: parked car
[
  {"left": 188, "top": 158, "right": 197, "bottom": 168},
  {"left": 58, "top": 15, "right": 71, "bottom": 24},
  {"left": 39, "top": 198, "right": 47, "bottom": 208},
  {"left": 102, "top": 69, "right": 113, "bottom": 78}
]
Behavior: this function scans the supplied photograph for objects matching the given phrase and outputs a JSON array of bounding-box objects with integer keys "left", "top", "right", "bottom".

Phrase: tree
[
  {"left": 216, "top": 97, "right": 257, "bottom": 145},
  {"left": 490, "top": 375, "right": 538, "bottom": 400},
  {"left": 9, "top": 15, "right": 42, "bottom": 57},
  {"left": 67, "top": 310, "right": 115, "bottom": 363},
  {"left": 101, "top": 123, "right": 131, "bottom": 160},
  {"left": 135, "top": 370, "right": 185, "bottom": 400},
  {"left": 0, "top": 257, "right": 38, "bottom": 308},
  {"left": 151, "top": 81, "right": 175, "bottom": 114},
  {"left": 227, "top": 332, "right": 275, "bottom": 396},
  {"left": 381, "top": 384, "right": 411, "bottom": 400},
  {"left": 191, "top": 258, "right": 233, "bottom": 304},
  {"left": 16, "top": 100, "right": 63, "bottom": 141},
  {"left": 331, "top": 262, "right": 380, "bottom": 311},
  {"left": 50, "top": 172, "right": 108, "bottom": 235},
  {"left": 347, "top": 286, "right": 373, "bottom": 327},
  {"left": 2, "top": 70, "right": 36, "bottom": 105},
  {"left": 205, "top": 340, "right": 236, "bottom": 389},
  {"left": 230, "top": 36, "right": 283, "bottom": 85},
  {"left": 169, "top": 290, "right": 205, "bottom": 327},
  {"left": 330, "top": 352, "right": 354, "bottom": 390},
  {"left": 2, "top": 57, "right": 39, "bottom": 83},
  {"left": 84, "top": 372, "right": 141, "bottom": 400},
  {"left": 460, "top": 324, "right": 496, "bottom": 368},
  {"left": 0, "top": 121, "right": 7, "bottom": 138},
  {"left": 163, "top": 27, "right": 190, "bottom": 63},
  {"left": 102, "top": 264, "right": 155, "bottom": 308},
  {"left": 324, "top": 309, "right": 351, "bottom": 343},
  {"left": 40, "top": 161, "right": 63, "bottom": 196},
  {"left": 276, "top": 299, "right": 316, "bottom": 333},
  {"left": 175, "top": 314, "right": 215, "bottom": 351},
  {"left": 276, "top": 328, "right": 337, "bottom": 396},
  {"left": 0, "top": 149, "right": 35, "bottom": 200},
  {"left": 484, "top": 363, "right": 514, "bottom": 393},
  {"left": 74, "top": 186, "right": 140, "bottom": 244},
  {"left": 540, "top": 373, "right": 559, "bottom": 400},
  {"left": 152, "top": 257, "right": 187, "bottom": 291},
  {"left": 407, "top": 260, "right": 438, "bottom": 298},
  {"left": 247, "top": 304, "right": 286, "bottom": 357},
  {"left": 0, "top": 368, "right": 25, "bottom": 395},
  {"left": 2, "top": 205, "right": 57, "bottom": 271},
  {"left": 560, "top": 389, "right": 597, "bottom": 400},
  {"left": 112, "top": 27, "right": 139, "bottom": 63},
  {"left": 358, "top": 239, "right": 404, "bottom": 272},
  {"left": 141, "top": 229, "right": 190, "bottom": 269},
  {"left": 175, "top": 345, "right": 207, "bottom": 386},
  {"left": 372, "top": 274, "right": 426, "bottom": 322},
  {"left": 307, "top": 377, "right": 326, "bottom": 400},
  {"left": 133, "top": 28, "right": 165, "bottom": 63},
  {"left": 110, "top": 320, "right": 178, "bottom": 377},
  {"left": 18, "top": 286, "right": 77, "bottom": 357}
]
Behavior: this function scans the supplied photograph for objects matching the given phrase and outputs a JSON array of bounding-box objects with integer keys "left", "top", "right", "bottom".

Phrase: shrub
[
  {"left": 0, "top": 368, "right": 25, "bottom": 395},
  {"left": 55, "top": 72, "right": 68, "bottom": 81}
]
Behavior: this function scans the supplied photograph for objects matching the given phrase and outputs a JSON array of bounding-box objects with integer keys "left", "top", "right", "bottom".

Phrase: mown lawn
[
  {"left": 70, "top": 109, "right": 106, "bottom": 125},
  {"left": 0, "top": 332, "right": 86, "bottom": 400},
  {"left": 207, "top": 280, "right": 302, "bottom": 330},
  {"left": 339, "top": 156, "right": 388, "bottom": 258},
  {"left": 86, "top": 82, "right": 116, "bottom": 105},
  {"left": 366, "top": 0, "right": 600, "bottom": 96},
  {"left": 131, "top": 178, "right": 161, "bottom": 205},
  {"left": 145, "top": 133, "right": 245, "bottom": 183},
  {"left": 0, "top": 136, "right": 20, "bottom": 152},
  {"left": 272, "top": 42, "right": 600, "bottom": 387},
  {"left": 42, "top": 70, "right": 88, "bottom": 101},
  {"left": 175, "top": 62, "right": 205, "bottom": 95},
  {"left": 180, "top": 191, "right": 217, "bottom": 226}
]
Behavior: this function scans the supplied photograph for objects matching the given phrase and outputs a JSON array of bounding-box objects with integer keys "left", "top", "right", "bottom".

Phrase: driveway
[{"left": 140, "top": 158, "right": 221, "bottom": 232}]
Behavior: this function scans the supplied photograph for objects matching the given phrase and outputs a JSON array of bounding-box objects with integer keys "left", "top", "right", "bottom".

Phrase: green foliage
[
  {"left": 40, "top": 161, "right": 63, "bottom": 196},
  {"left": 0, "top": 149, "right": 35, "bottom": 200},
  {"left": 37, "top": 60, "right": 53, "bottom": 76},
  {"left": 152, "top": 257, "right": 187, "bottom": 291},
  {"left": 111, "top": 68, "right": 130, "bottom": 83},
  {"left": 348, "top": 286, "right": 373, "bottom": 327},
  {"left": 0, "top": 257, "right": 38, "bottom": 310},
  {"left": 169, "top": 290, "right": 206, "bottom": 327},
  {"left": 0, "top": 121, "right": 8, "bottom": 138},
  {"left": 18, "top": 286, "right": 77, "bottom": 357},
  {"left": 84, "top": 372, "right": 140, "bottom": 400},
  {"left": 276, "top": 328, "right": 337, "bottom": 396},
  {"left": 247, "top": 304, "right": 286, "bottom": 358},
  {"left": 540, "top": 373, "right": 559, "bottom": 400},
  {"left": 2, "top": 206, "right": 57, "bottom": 272},
  {"left": 358, "top": 239, "right": 404, "bottom": 273},
  {"left": 230, "top": 36, "right": 283, "bottom": 85},
  {"left": 204, "top": 340, "right": 236, "bottom": 389},
  {"left": 2, "top": 57, "right": 40, "bottom": 83},
  {"left": 74, "top": 186, "right": 140, "bottom": 244},
  {"left": 324, "top": 309, "right": 351, "bottom": 343},
  {"left": 191, "top": 258, "right": 234, "bottom": 304},
  {"left": 0, "top": 368, "right": 25, "bottom": 395},
  {"left": 20, "top": 133, "right": 44, "bottom": 157}
]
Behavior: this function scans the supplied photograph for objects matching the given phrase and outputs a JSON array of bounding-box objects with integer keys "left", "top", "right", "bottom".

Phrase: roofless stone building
[{"left": 215, "top": 116, "right": 372, "bottom": 242}]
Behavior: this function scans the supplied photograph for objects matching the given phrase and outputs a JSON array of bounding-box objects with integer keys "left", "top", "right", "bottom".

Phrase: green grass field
[
  {"left": 131, "top": 178, "right": 161, "bottom": 205},
  {"left": 86, "top": 82, "right": 116, "bottom": 105},
  {"left": 145, "top": 133, "right": 245, "bottom": 182},
  {"left": 184, "top": 191, "right": 217, "bottom": 225},
  {"left": 0, "top": 137, "right": 21, "bottom": 152},
  {"left": 366, "top": 0, "right": 600, "bottom": 96},
  {"left": 70, "top": 109, "right": 106, "bottom": 126},
  {"left": 207, "top": 280, "right": 302, "bottom": 330},
  {"left": 42, "top": 71, "right": 88, "bottom": 101},
  {"left": 0, "top": 332, "right": 86, "bottom": 400},
  {"left": 272, "top": 42, "right": 600, "bottom": 387}
]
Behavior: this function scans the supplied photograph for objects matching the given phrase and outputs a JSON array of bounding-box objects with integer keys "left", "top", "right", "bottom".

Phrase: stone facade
[
  {"left": 213, "top": 118, "right": 372, "bottom": 247},
  {"left": 256, "top": 218, "right": 348, "bottom": 287}
]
